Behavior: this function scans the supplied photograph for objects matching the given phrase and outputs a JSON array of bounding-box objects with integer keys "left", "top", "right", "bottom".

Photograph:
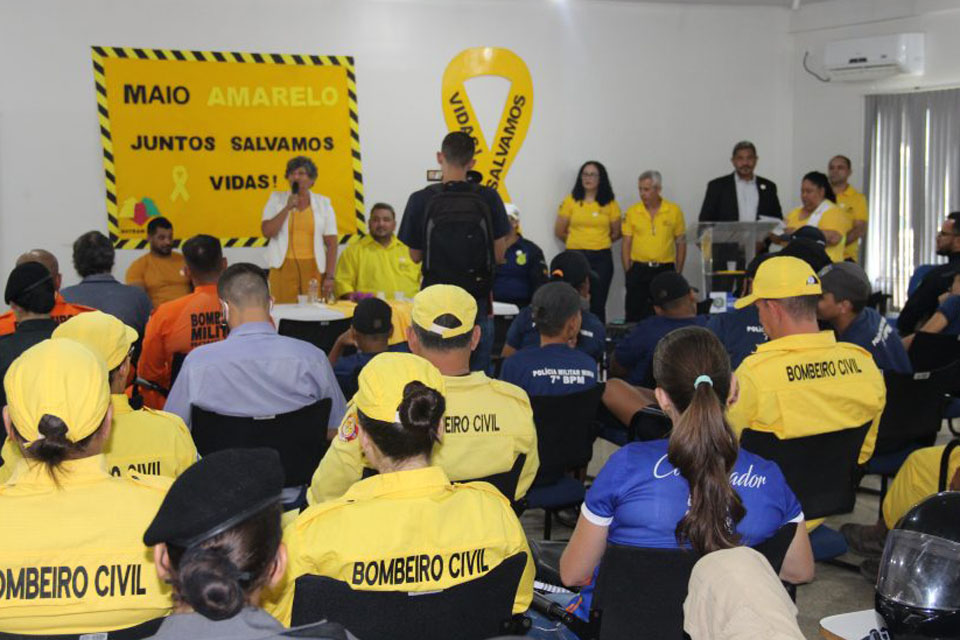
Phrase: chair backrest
[
  {"left": 592, "top": 545, "right": 698, "bottom": 640},
  {"left": 875, "top": 366, "right": 957, "bottom": 455},
  {"left": 590, "top": 524, "right": 798, "bottom": 640},
  {"left": 907, "top": 332, "right": 960, "bottom": 375},
  {"left": 290, "top": 552, "right": 528, "bottom": 640},
  {"left": 740, "top": 423, "right": 871, "bottom": 520},
  {"left": 191, "top": 399, "right": 333, "bottom": 486},
  {"left": 359, "top": 454, "right": 527, "bottom": 506},
  {"left": 529, "top": 384, "right": 605, "bottom": 484},
  {"left": 170, "top": 352, "right": 187, "bottom": 388},
  {"left": 279, "top": 317, "right": 353, "bottom": 354}
]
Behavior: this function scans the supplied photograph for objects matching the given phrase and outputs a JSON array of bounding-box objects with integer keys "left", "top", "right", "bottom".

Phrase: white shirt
[
  {"left": 735, "top": 175, "right": 759, "bottom": 222},
  {"left": 261, "top": 190, "right": 339, "bottom": 270}
]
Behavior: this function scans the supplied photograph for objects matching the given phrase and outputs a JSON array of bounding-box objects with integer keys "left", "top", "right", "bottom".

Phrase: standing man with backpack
[{"left": 398, "top": 131, "right": 510, "bottom": 372}]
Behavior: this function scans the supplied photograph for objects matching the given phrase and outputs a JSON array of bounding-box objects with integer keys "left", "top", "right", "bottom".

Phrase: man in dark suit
[{"left": 699, "top": 141, "right": 783, "bottom": 222}]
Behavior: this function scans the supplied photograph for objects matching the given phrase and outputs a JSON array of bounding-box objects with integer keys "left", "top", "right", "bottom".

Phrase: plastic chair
[
  {"left": 290, "top": 552, "right": 530, "bottom": 640},
  {"left": 740, "top": 423, "right": 871, "bottom": 562},
  {"left": 191, "top": 399, "right": 332, "bottom": 487},
  {"left": 525, "top": 385, "right": 605, "bottom": 539},
  {"left": 278, "top": 317, "right": 352, "bottom": 354},
  {"left": 547, "top": 523, "right": 798, "bottom": 640}
]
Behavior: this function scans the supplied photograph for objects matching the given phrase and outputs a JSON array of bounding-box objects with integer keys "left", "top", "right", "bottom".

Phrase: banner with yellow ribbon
[{"left": 441, "top": 48, "right": 533, "bottom": 203}]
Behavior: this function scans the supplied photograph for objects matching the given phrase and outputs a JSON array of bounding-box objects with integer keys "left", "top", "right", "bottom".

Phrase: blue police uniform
[
  {"left": 614, "top": 315, "right": 707, "bottom": 386},
  {"left": 493, "top": 237, "right": 548, "bottom": 308},
  {"left": 333, "top": 343, "right": 410, "bottom": 391},
  {"left": 499, "top": 343, "right": 598, "bottom": 397},
  {"left": 837, "top": 307, "right": 911, "bottom": 375},
  {"left": 936, "top": 295, "right": 960, "bottom": 335},
  {"left": 705, "top": 307, "right": 767, "bottom": 370},
  {"left": 567, "top": 439, "right": 803, "bottom": 620},
  {"left": 504, "top": 305, "right": 606, "bottom": 361}
]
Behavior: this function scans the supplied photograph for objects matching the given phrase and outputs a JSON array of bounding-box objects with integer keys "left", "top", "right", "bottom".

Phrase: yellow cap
[
  {"left": 734, "top": 256, "right": 822, "bottom": 309},
  {"left": 52, "top": 311, "right": 138, "bottom": 370},
  {"left": 3, "top": 339, "right": 110, "bottom": 445},
  {"left": 411, "top": 285, "right": 477, "bottom": 339},
  {"left": 354, "top": 352, "right": 445, "bottom": 423}
]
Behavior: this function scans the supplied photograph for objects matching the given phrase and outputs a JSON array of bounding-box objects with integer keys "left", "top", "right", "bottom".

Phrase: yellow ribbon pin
[
  {"left": 170, "top": 165, "right": 190, "bottom": 202},
  {"left": 441, "top": 47, "right": 533, "bottom": 202}
]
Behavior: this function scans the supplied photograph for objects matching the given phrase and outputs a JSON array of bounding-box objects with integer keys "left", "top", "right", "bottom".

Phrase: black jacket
[
  {"left": 699, "top": 173, "right": 783, "bottom": 222},
  {"left": 897, "top": 255, "right": 960, "bottom": 336}
]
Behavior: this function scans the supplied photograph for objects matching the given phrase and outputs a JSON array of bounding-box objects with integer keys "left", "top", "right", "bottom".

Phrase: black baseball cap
[
  {"left": 549, "top": 251, "right": 592, "bottom": 288},
  {"left": 650, "top": 271, "right": 696, "bottom": 306},
  {"left": 819, "top": 262, "right": 872, "bottom": 305},
  {"left": 791, "top": 226, "right": 827, "bottom": 246},
  {"left": 352, "top": 297, "right": 393, "bottom": 335}
]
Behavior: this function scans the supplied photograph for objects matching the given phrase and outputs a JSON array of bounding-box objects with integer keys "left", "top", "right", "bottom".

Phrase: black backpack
[{"left": 421, "top": 182, "right": 496, "bottom": 298}]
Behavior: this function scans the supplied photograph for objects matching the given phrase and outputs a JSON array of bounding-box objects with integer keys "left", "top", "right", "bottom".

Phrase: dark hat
[
  {"left": 819, "top": 261, "right": 872, "bottom": 305},
  {"left": 549, "top": 251, "right": 591, "bottom": 288},
  {"left": 780, "top": 238, "right": 832, "bottom": 274},
  {"left": 650, "top": 271, "right": 696, "bottom": 306},
  {"left": 352, "top": 298, "right": 393, "bottom": 335},
  {"left": 143, "top": 448, "right": 284, "bottom": 548},
  {"left": 4, "top": 262, "right": 55, "bottom": 310},
  {"left": 790, "top": 225, "right": 827, "bottom": 246}
]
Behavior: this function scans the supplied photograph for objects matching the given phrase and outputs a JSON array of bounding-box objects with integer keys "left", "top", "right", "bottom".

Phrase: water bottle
[{"left": 308, "top": 278, "right": 319, "bottom": 304}]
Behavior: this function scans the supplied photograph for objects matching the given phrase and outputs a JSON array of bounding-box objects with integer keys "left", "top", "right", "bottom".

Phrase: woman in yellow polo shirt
[
  {"left": 784, "top": 171, "right": 852, "bottom": 263},
  {"left": 261, "top": 156, "right": 339, "bottom": 303},
  {"left": 0, "top": 339, "right": 172, "bottom": 635},
  {"left": 267, "top": 353, "right": 534, "bottom": 628},
  {"left": 554, "top": 161, "right": 621, "bottom": 322}
]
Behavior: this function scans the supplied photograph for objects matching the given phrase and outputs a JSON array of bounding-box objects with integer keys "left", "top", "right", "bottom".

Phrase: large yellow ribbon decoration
[{"left": 441, "top": 48, "right": 533, "bottom": 202}]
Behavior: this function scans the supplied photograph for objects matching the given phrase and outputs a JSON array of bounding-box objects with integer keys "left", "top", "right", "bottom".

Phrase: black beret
[
  {"left": 352, "top": 297, "right": 392, "bottom": 335},
  {"left": 5, "top": 262, "right": 54, "bottom": 307},
  {"left": 144, "top": 448, "right": 284, "bottom": 548}
]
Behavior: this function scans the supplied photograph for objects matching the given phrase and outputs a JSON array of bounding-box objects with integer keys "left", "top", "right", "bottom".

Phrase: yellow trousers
[{"left": 269, "top": 258, "right": 322, "bottom": 304}]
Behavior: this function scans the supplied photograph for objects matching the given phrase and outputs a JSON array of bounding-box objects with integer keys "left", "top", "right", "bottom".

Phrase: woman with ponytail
[
  {"left": 265, "top": 352, "right": 535, "bottom": 628},
  {"left": 143, "top": 448, "right": 352, "bottom": 639},
  {"left": 0, "top": 338, "right": 172, "bottom": 635},
  {"left": 560, "top": 326, "right": 813, "bottom": 620}
]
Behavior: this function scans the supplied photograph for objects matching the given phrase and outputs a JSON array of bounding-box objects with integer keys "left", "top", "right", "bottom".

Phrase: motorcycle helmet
[{"left": 875, "top": 492, "right": 960, "bottom": 639}]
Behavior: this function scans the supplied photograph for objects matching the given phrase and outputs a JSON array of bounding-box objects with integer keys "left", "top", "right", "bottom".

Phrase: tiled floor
[{"left": 519, "top": 431, "right": 956, "bottom": 639}]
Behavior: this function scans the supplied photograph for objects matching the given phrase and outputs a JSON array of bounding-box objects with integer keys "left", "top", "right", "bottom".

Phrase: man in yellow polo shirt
[
  {"left": 727, "top": 255, "right": 886, "bottom": 472},
  {"left": 621, "top": 170, "right": 687, "bottom": 321},
  {"left": 308, "top": 284, "right": 538, "bottom": 505},
  {"left": 0, "top": 311, "right": 197, "bottom": 482},
  {"left": 334, "top": 203, "right": 420, "bottom": 300},
  {"left": 125, "top": 217, "right": 192, "bottom": 307},
  {"left": 828, "top": 155, "right": 869, "bottom": 263}
]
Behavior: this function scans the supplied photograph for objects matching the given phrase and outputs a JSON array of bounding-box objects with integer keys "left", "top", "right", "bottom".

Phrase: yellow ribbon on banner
[
  {"left": 441, "top": 47, "right": 533, "bottom": 202},
  {"left": 170, "top": 165, "right": 190, "bottom": 202}
]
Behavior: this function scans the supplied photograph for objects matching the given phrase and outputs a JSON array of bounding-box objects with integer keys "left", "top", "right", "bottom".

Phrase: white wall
[
  {"left": 788, "top": 0, "right": 960, "bottom": 235},
  {"left": 1, "top": 0, "right": 797, "bottom": 318}
]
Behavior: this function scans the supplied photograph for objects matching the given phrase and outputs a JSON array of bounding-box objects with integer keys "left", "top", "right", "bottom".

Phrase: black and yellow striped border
[{"left": 91, "top": 46, "right": 365, "bottom": 249}]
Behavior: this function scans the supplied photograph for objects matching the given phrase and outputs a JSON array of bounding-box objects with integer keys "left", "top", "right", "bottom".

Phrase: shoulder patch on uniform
[{"left": 338, "top": 412, "right": 359, "bottom": 442}]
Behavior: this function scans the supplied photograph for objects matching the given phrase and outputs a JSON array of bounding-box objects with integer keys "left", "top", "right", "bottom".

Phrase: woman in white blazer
[{"left": 260, "top": 156, "right": 338, "bottom": 303}]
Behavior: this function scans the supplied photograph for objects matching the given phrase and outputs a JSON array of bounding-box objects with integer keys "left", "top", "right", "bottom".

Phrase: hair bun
[
  {"left": 177, "top": 546, "right": 247, "bottom": 621},
  {"left": 399, "top": 381, "right": 445, "bottom": 437}
]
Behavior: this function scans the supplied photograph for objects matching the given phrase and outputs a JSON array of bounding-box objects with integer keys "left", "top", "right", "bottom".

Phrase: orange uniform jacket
[
  {"left": 138, "top": 284, "right": 225, "bottom": 409},
  {"left": 0, "top": 294, "right": 93, "bottom": 336}
]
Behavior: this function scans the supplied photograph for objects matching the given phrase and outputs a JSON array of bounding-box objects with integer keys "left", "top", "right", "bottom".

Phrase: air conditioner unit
[{"left": 824, "top": 33, "right": 924, "bottom": 82}]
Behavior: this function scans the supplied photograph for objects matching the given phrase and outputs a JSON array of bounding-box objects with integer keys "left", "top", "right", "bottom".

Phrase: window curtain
[{"left": 863, "top": 88, "right": 960, "bottom": 308}]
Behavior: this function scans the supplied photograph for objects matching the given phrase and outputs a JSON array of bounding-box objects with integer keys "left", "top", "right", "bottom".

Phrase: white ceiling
[{"left": 609, "top": 0, "right": 834, "bottom": 6}]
